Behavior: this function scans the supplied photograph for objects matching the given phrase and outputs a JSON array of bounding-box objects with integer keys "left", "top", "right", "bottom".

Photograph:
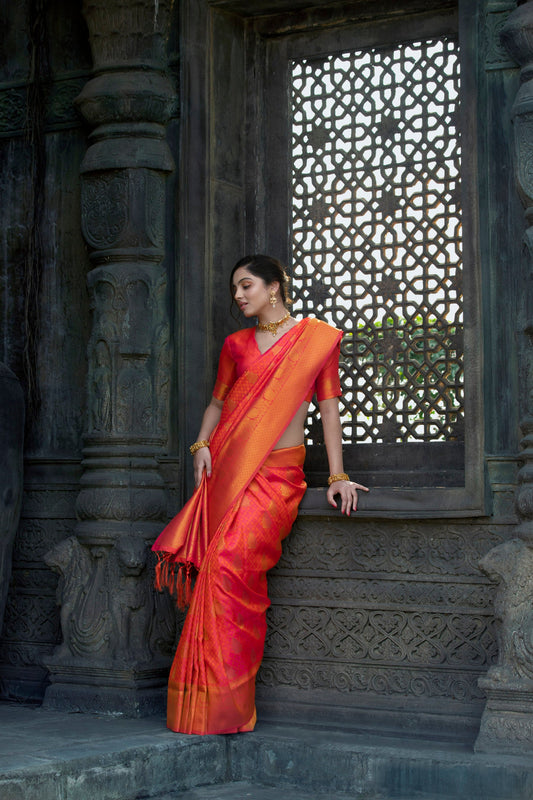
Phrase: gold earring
[{"left": 269, "top": 290, "right": 277, "bottom": 308}]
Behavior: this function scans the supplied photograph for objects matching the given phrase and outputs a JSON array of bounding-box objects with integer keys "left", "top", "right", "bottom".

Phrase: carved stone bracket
[
  {"left": 43, "top": 0, "right": 177, "bottom": 716},
  {"left": 476, "top": 0, "right": 533, "bottom": 754}
]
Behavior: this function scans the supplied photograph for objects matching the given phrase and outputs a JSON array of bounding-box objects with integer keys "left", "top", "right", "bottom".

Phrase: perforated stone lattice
[{"left": 290, "top": 37, "right": 464, "bottom": 444}]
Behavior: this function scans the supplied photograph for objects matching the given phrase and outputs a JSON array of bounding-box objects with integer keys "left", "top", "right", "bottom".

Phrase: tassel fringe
[{"left": 154, "top": 553, "right": 196, "bottom": 610}]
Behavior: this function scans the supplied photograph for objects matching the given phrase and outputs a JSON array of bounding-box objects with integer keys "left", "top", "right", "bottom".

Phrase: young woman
[{"left": 152, "top": 254, "right": 368, "bottom": 735}]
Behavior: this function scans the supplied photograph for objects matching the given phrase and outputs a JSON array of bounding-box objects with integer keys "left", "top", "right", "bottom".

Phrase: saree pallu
[
  {"left": 167, "top": 445, "right": 306, "bottom": 735},
  {"left": 153, "top": 318, "right": 342, "bottom": 734}
]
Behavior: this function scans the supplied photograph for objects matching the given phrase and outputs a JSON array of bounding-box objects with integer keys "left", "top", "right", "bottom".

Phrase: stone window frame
[{"left": 247, "top": 2, "right": 483, "bottom": 516}]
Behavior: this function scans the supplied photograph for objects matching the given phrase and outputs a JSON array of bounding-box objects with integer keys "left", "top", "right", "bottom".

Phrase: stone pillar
[
  {"left": 43, "top": 0, "right": 177, "bottom": 716},
  {"left": 476, "top": 0, "right": 533, "bottom": 754}
]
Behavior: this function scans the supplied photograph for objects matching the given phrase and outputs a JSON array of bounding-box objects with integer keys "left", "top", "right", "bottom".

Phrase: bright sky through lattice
[{"left": 290, "top": 38, "right": 464, "bottom": 444}]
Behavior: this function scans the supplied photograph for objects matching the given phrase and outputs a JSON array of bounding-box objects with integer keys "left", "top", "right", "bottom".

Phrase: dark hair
[{"left": 229, "top": 254, "right": 291, "bottom": 307}]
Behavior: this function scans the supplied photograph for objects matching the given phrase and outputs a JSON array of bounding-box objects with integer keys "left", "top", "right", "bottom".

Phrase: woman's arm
[
  {"left": 192, "top": 397, "right": 224, "bottom": 487},
  {"left": 318, "top": 396, "right": 369, "bottom": 516}
]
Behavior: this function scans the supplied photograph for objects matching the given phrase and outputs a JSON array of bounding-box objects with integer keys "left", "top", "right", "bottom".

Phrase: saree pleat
[{"left": 167, "top": 446, "right": 306, "bottom": 734}]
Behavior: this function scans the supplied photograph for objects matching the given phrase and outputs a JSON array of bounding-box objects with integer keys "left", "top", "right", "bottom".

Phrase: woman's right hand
[{"left": 193, "top": 447, "right": 212, "bottom": 488}]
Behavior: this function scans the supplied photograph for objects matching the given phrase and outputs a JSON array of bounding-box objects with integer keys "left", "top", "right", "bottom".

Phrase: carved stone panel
[
  {"left": 0, "top": 474, "right": 79, "bottom": 702},
  {"left": 44, "top": 534, "right": 175, "bottom": 666},
  {"left": 258, "top": 516, "right": 509, "bottom": 734}
]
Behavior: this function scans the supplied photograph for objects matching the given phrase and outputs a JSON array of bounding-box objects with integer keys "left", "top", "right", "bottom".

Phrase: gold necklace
[{"left": 257, "top": 310, "right": 291, "bottom": 337}]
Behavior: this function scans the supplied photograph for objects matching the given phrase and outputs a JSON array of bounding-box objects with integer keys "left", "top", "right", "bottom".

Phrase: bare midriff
[{"left": 272, "top": 400, "right": 309, "bottom": 450}]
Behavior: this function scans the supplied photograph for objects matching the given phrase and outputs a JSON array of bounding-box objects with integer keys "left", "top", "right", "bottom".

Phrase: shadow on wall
[{"left": 0, "top": 364, "right": 24, "bottom": 652}]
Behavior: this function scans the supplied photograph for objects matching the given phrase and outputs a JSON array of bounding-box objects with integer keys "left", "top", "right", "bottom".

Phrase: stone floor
[{"left": 1, "top": 702, "right": 532, "bottom": 799}]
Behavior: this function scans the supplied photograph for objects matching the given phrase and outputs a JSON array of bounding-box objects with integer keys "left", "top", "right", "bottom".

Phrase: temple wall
[
  {"left": 0, "top": 1, "right": 92, "bottom": 699},
  {"left": 0, "top": 0, "right": 527, "bottom": 740},
  {"left": 260, "top": 515, "right": 514, "bottom": 738}
]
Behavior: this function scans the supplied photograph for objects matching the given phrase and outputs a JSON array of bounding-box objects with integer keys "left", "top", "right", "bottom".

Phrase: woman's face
[{"left": 232, "top": 267, "right": 277, "bottom": 318}]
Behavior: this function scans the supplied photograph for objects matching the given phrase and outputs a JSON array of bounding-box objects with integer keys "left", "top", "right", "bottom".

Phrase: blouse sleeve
[
  {"left": 315, "top": 340, "right": 342, "bottom": 401},
  {"left": 212, "top": 338, "right": 237, "bottom": 402}
]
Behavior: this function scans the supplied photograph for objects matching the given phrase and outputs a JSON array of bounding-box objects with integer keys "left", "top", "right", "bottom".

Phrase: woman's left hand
[{"left": 327, "top": 480, "right": 369, "bottom": 516}]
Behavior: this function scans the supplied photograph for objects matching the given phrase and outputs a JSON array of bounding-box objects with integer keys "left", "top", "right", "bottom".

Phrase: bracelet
[
  {"left": 328, "top": 472, "right": 350, "bottom": 486},
  {"left": 189, "top": 440, "right": 210, "bottom": 455}
]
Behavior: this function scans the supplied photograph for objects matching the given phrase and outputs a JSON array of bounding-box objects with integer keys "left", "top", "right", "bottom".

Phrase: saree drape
[{"left": 152, "top": 317, "right": 342, "bottom": 734}]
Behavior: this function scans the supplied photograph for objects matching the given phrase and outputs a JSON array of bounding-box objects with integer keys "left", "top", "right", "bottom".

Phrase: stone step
[
  {"left": 1, "top": 704, "right": 533, "bottom": 800},
  {"left": 227, "top": 722, "right": 533, "bottom": 800},
  {"left": 150, "top": 784, "right": 358, "bottom": 799},
  {"left": 150, "top": 784, "right": 466, "bottom": 800}
]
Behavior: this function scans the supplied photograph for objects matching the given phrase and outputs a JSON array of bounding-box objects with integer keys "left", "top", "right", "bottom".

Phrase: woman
[{"left": 152, "top": 254, "right": 368, "bottom": 735}]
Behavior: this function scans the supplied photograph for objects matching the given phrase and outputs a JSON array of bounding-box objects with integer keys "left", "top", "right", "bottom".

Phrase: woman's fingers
[
  {"left": 328, "top": 480, "right": 370, "bottom": 515},
  {"left": 193, "top": 450, "right": 212, "bottom": 487},
  {"left": 194, "top": 466, "right": 202, "bottom": 488},
  {"left": 326, "top": 486, "right": 337, "bottom": 508}
]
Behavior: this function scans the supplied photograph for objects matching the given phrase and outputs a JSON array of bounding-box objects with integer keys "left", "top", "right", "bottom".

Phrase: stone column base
[
  {"left": 42, "top": 661, "right": 168, "bottom": 717},
  {"left": 475, "top": 676, "right": 533, "bottom": 754}
]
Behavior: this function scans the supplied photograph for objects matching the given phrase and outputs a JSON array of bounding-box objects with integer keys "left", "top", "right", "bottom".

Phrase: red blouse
[{"left": 213, "top": 324, "right": 342, "bottom": 404}]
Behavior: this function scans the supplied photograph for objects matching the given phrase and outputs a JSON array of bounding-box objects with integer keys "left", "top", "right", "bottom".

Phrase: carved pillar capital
[
  {"left": 82, "top": 0, "right": 174, "bottom": 71},
  {"left": 43, "top": 0, "right": 177, "bottom": 716}
]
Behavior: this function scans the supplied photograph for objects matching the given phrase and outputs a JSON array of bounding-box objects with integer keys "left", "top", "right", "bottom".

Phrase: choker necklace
[{"left": 257, "top": 310, "right": 291, "bottom": 337}]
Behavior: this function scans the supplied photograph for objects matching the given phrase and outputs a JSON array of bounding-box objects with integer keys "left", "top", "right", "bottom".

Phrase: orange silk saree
[{"left": 152, "top": 317, "right": 342, "bottom": 734}]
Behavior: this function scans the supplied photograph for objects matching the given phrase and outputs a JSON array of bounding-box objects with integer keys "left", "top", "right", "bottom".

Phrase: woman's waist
[{"left": 264, "top": 444, "right": 306, "bottom": 468}]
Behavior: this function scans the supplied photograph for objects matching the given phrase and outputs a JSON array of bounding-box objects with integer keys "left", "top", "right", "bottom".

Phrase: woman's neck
[{"left": 256, "top": 306, "right": 289, "bottom": 326}]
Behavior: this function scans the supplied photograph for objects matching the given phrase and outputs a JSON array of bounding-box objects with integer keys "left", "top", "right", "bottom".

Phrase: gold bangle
[
  {"left": 189, "top": 440, "right": 209, "bottom": 455},
  {"left": 328, "top": 472, "right": 350, "bottom": 486}
]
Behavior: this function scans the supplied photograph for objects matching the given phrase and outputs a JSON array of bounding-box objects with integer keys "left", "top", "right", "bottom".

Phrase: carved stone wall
[
  {"left": 475, "top": 0, "right": 533, "bottom": 755},
  {"left": 41, "top": 0, "right": 179, "bottom": 715},
  {"left": 0, "top": 0, "right": 526, "bottom": 742},
  {"left": 0, "top": 465, "right": 79, "bottom": 700},
  {"left": 0, "top": 0, "right": 180, "bottom": 705},
  {"left": 257, "top": 515, "right": 511, "bottom": 737},
  {"left": 0, "top": 0, "right": 93, "bottom": 701}
]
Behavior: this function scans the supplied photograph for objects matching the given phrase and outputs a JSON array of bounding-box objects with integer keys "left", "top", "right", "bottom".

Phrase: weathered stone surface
[
  {"left": 42, "top": 0, "right": 178, "bottom": 714},
  {"left": 475, "top": 0, "right": 533, "bottom": 754},
  {"left": 0, "top": 0, "right": 528, "bottom": 773},
  {"left": 2, "top": 90, "right": 91, "bottom": 723},
  {"left": 0, "top": 364, "right": 24, "bottom": 644},
  {"left": 257, "top": 515, "right": 505, "bottom": 738},
  {"left": 0, "top": 705, "right": 226, "bottom": 800},
  {"left": 2, "top": 705, "right": 533, "bottom": 800}
]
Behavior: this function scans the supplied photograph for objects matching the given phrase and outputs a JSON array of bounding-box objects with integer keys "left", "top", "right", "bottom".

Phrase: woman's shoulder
[
  {"left": 303, "top": 317, "right": 343, "bottom": 337},
  {"left": 226, "top": 326, "right": 255, "bottom": 343},
  {"left": 223, "top": 326, "right": 255, "bottom": 353}
]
